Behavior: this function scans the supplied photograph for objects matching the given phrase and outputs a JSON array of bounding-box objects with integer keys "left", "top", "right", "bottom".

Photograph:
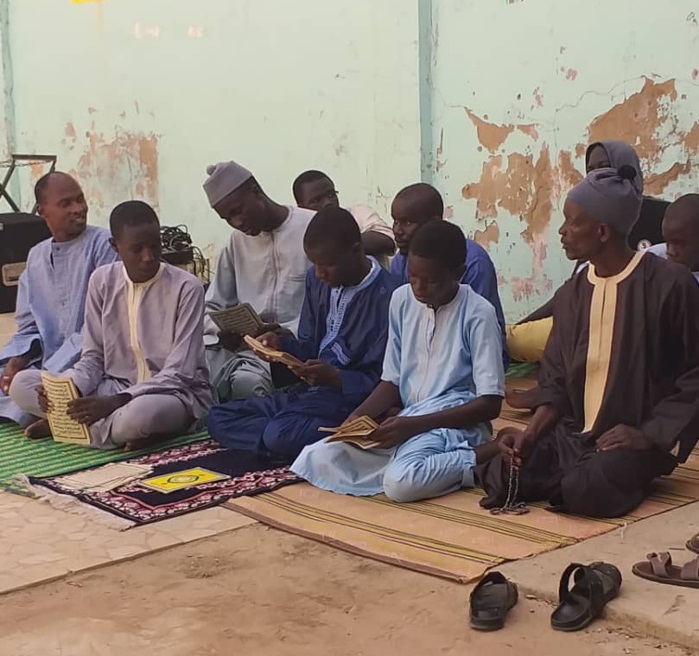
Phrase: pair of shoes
[
  {"left": 469, "top": 562, "right": 622, "bottom": 632},
  {"left": 632, "top": 533, "right": 699, "bottom": 589}
]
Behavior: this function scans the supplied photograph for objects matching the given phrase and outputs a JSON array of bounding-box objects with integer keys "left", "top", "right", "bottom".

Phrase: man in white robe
[
  {"left": 10, "top": 201, "right": 212, "bottom": 448},
  {"left": 0, "top": 172, "right": 118, "bottom": 427},
  {"left": 203, "top": 161, "right": 315, "bottom": 402}
]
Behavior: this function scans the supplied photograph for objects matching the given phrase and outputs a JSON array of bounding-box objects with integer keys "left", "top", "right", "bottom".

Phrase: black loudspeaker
[{"left": 0, "top": 212, "right": 52, "bottom": 313}]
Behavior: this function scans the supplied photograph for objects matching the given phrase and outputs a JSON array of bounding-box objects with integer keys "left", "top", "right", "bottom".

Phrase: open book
[
  {"left": 318, "top": 416, "right": 381, "bottom": 450},
  {"left": 210, "top": 302, "right": 263, "bottom": 336},
  {"left": 243, "top": 334, "right": 303, "bottom": 368},
  {"left": 41, "top": 372, "right": 92, "bottom": 446}
]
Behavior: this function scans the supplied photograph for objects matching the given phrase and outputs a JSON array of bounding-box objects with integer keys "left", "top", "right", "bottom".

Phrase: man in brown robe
[{"left": 478, "top": 165, "right": 699, "bottom": 518}]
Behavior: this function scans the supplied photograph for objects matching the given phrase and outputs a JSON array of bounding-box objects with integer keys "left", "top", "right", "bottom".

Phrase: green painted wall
[{"left": 3, "top": 0, "right": 699, "bottom": 319}]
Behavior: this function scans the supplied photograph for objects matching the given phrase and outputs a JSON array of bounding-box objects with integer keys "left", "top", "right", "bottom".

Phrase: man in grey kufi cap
[
  {"left": 202, "top": 160, "right": 316, "bottom": 402},
  {"left": 478, "top": 163, "right": 699, "bottom": 521},
  {"left": 203, "top": 161, "right": 253, "bottom": 209}
]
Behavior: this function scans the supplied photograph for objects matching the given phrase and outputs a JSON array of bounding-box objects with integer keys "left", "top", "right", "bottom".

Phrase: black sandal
[
  {"left": 550, "top": 562, "right": 622, "bottom": 632},
  {"left": 469, "top": 571, "right": 519, "bottom": 631}
]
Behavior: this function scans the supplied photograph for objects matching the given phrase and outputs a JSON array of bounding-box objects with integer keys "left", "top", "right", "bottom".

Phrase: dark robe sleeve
[
  {"left": 280, "top": 271, "right": 320, "bottom": 362},
  {"left": 536, "top": 283, "right": 572, "bottom": 417},
  {"left": 640, "top": 272, "right": 699, "bottom": 462}
]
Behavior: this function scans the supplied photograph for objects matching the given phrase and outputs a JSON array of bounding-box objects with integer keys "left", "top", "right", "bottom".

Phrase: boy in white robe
[
  {"left": 10, "top": 201, "right": 212, "bottom": 449},
  {"left": 292, "top": 221, "right": 504, "bottom": 502}
]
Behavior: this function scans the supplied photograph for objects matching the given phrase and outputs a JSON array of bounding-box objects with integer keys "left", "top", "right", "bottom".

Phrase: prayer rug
[
  {"left": 0, "top": 422, "right": 208, "bottom": 494},
  {"left": 226, "top": 376, "right": 699, "bottom": 583},
  {"left": 28, "top": 440, "right": 300, "bottom": 528},
  {"left": 225, "top": 456, "right": 699, "bottom": 583}
]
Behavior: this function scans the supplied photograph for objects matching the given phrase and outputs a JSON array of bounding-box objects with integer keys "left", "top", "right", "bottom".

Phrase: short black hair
[
  {"left": 667, "top": 194, "right": 699, "bottom": 223},
  {"left": 34, "top": 171, "right": 75, "bottom": 204},
  {"left": 393, "top": 183, "right": 444, "bottom": 218},
  {"left": 292, "top": 170, "right": 332, "bottom": 203},
  {"left": 109, "top": 200, "right": 160, "bottom": 239},
  {"left": 409, "top": 220, "right": 466, "bottom": 271},
  {"left": 303, "top": 206, "right": 361, "bottom": 251}
]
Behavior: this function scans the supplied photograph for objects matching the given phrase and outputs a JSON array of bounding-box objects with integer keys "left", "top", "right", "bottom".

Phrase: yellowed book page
[
  {"left": 41, "top": 372, "right": 92, "bottom": 445},
  {"left": 210, "top": 303, "right": 262, "bottom": 336},
  {"left": 242, "top": 335, "right": 303, "bottom": 367}
]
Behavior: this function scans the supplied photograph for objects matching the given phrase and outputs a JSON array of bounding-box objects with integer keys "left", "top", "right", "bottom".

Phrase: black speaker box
[{"left": 0, "top": 212, "right": 51, "bottom": 314}]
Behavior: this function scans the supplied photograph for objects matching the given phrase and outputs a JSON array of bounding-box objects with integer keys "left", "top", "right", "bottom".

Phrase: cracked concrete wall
[
  {"left": 428, "top": 0, "right": 699, "bottom": 320},
  {"left": 6, "top": 0, "right": 698, "bottom": 320},
  {"left": 5, "top": 0, "right": 421, "bottom": 262}
]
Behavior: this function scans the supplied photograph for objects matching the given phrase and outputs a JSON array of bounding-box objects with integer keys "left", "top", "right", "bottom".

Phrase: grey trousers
[
  {"left": 206, "top": 347, "right": 274, "bottom": 403},
  {"left": 9, "top": 370, "right": 192, "bottom": 449}
]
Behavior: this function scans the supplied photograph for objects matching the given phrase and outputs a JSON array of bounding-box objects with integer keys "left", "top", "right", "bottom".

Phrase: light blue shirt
[
  {"left": 0, "top": 225, "right": 118, "bottom": 372},
  {"left": 383, "top": 284, "right": 505, "bottom": 416}
]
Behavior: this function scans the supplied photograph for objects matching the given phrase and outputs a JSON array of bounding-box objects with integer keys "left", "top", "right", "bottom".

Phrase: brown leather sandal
[
  {"left": 632, "top": 552, "right": 699, "bottom": 589},
  {"left": 686, "top": 534, "right": 699, "bottom": 555}
]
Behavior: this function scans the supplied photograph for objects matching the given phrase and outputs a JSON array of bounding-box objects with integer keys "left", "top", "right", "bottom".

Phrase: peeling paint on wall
[
  {"left": 61, "top": 122, "right": 159, "bottom": 211},
  {"left": 453, "top": 74, "right": 699, "bottom": 310}
]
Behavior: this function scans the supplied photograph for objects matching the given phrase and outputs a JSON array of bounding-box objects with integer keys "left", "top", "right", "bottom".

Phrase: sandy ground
[{"left": 0, "top": 524, "right": 689, "bottom": 656}]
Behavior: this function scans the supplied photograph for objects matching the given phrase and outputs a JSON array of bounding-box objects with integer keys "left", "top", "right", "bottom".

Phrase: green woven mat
[
  {"left": 0, "top": 423, "right": 208, "bottom": 494},
  {"left": 505, "top": 361, "right": 539, "bottom": 379}
]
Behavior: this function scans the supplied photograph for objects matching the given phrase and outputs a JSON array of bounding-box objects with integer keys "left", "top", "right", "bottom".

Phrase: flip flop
[
  {"left": 632, "top": 552, "right": 699, "bottom": 589},
  {"left": 550, "top": 562, "right": 622, "bottom": 632},
  {"left": 686, "top": 534, "right": 699, "bottom": 555},
  {"left": 469, "top": 571, "right": 518, "bottom": 631}
]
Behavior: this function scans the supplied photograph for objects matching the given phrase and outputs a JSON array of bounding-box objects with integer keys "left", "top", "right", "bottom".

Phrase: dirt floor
[{"left": 0, "top": 524, "right": 689, "bottom": 656}]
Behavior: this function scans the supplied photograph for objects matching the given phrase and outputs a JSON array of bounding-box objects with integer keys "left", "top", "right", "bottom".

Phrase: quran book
[
  {"left": 319, "top": 416, "right": 381, "bottom": 449},
  {"left": 243, "top": 335, "right": 303, "bottom": 368},
  {"left": 210, "top": 303, "right": 263, "bottom": 336},
  {"left": 41, "top": 372, "right": 92, "bottom": 446},
  {"left": 139, "top": 468, "right": 230, "bottom": 494}
]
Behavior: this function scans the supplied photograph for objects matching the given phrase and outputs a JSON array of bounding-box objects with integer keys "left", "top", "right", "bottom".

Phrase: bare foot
[
  {"left": 505, "top": 386, "right": 541, "bottom": 411},
  {"left": 24, "top": 419, "right": 52, "bottom": 439}
]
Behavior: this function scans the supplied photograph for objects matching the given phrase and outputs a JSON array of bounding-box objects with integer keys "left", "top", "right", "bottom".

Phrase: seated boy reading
[
  {"left": 9, "top": 201, "right": 213, "bottom": 449},
  {"left": 207, "top": 206, "right": 399, "bottom": 460},
  {"left": 292, "top": 220, "right": 505, "bottom": 503}
]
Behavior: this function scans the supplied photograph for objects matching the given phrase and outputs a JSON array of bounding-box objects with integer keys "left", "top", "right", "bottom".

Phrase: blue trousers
[{"left": 208, "top": 387, "right": 361, "bottom": 461}]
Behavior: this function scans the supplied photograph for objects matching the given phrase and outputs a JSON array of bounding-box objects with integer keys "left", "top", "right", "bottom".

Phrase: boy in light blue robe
[
  {"left": 208, "top": 207, "right": 400, "bottom": 460},
  {"left": 389, "top": 183, "right": 508, "bottom": 368},
  {"left": 293, "top": 220, "right": 504, "bottom": 503},
  {"left": 0, "top": 172, "right": 117, "bottom": 427}
]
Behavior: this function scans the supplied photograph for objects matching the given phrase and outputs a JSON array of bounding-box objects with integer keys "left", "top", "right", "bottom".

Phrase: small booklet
[
  {"left": 139, "top": 467, "right": 230, "bottom": 494},
  {"left": 41, "top": 372, "right": 92, "bottom": 446},
  {"left": 210, "top": 303, "right": 263, "bottom": 336},
  {"left": 243, "top": 334, "right": 303, "bottom": 368},
  {"left": 318, "top": 416, "right": 381, "bottom": 450}
]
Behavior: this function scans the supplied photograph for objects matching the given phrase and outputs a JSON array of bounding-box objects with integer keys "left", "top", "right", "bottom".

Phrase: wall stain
[
  {"left": 473, "top": 221, "right": 499, "bottom": 248},
  {"left": 63, "top": 122, "right": 159, "bottom": 210},
  {"left": 465, "top": 110, "right": 514, "bottom": 152},
  {"left": 460, "top": 76, "right": 699, "bottom": 300}
]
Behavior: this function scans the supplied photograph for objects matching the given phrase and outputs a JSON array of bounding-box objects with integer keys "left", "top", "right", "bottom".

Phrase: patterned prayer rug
[
  {"left": 0, "top": 423, "right": 208, "bottom": 494},
  {"left": 29, "top": 440, "right": 300, "bottom": 528}
]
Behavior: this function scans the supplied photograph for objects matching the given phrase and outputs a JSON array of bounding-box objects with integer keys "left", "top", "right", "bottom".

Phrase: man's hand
[
  {"left": 67, "top": 395, "right": 129, "bottom": 425},
  {"left": 0, "top": 357, "right": 28, "bottom": 394},
  {"left": 256, "top": 331, "right": 281, "bottom": 351},
  {"left": 252, "top": 323, "right": 282, "bottom": 339},
  {"left": 36, "top": 385, "right": 52, "bottom": 414},
  {"left": 289, "top": 360, "right": 341, "bottom": 390},
  {"left": 370, "top": 416, "right": 422, "bottom": 449},
  {"left": 497, "top": 427, "right": 537, "bottom": 468},
  {"left": 597, "top": 425, "right": 652, "bottom": 452},
  {"left": 219, "top": 331, "right": 243, "bottom": 353}
]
